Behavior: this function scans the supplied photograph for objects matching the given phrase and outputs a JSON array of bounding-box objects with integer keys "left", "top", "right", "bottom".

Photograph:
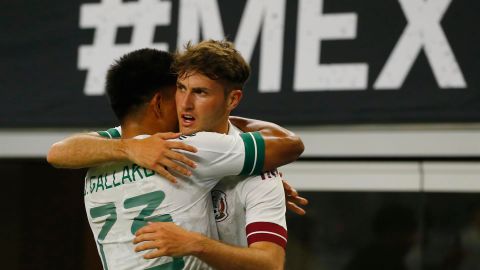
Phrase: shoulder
[
  {"left": 239, "top": 170, "right": 283, "bottom": 192},
  {"left": 232, "top": 170, "right": 284, "bottom": 209}
]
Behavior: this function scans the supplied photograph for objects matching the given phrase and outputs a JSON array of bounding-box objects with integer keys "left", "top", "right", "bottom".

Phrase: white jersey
[
  {"left": 212, "top": 124, "right": 288, "bottom": 250},
  {"left": 85, "top": 129, "right": 265, "bottom": 270}
]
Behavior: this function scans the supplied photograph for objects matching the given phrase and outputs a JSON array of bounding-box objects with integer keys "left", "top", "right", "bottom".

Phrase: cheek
[
  {"left": 212, "top": 98, "right": 228, "bottom": 115},
  {"left": 202, "top": 100, "right": 222, "bottom": 116},
  {"left": 175, "top": 92, "right": 184, "bottom": 107},
  {"left": 195, "top": 96, "right": 227, "bottom": 121}
]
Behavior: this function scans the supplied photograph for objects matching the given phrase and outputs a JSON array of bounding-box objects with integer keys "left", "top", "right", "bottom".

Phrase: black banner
[{"left": 1, "top": 0, "right": 479, "bottom": 127}]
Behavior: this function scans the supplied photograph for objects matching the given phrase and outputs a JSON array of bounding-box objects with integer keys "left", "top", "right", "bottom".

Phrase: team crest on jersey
[{"left": 212, "top": 190, "right": 228, "bottom": 222}]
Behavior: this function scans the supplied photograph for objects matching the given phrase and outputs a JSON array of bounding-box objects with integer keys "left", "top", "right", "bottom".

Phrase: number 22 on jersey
[{"left": 89, "top": 190, "right": 185, "bottom": 270}]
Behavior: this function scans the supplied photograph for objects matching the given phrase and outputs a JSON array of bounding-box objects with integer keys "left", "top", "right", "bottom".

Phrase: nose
[{"left": 178, "top": 90, "right": 194, "bottom": 111}]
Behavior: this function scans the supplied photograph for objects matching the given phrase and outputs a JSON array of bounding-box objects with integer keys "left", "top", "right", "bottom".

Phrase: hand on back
[
  {"left": 125, "top": 132, "right": 198, "bottom": 183},
  {"left": 133, "top": 222, "right": 204, "bottom": 258},
  {"left": 280, "top": 173, "right": 309, "bottom": 215}
]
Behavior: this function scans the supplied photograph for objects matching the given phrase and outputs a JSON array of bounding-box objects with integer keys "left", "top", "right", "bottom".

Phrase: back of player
[
  {"left": 85, "top": 161, "right": 212, "bottom": 270},
  {"left": 84, "top": 131, "right": 265, "bottom": 270}
]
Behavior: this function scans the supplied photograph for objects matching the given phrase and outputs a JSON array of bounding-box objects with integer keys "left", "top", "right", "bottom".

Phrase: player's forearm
[
  {"left": 47, "top": 133, "right": 128, "bottom": 168},
  {"left": 192, "top": 235, "right": 283, "bottom": 270},
  {"left": 229, "top": 116, "right": 304, "bottom": 170},
  {"left": 263, "top": 134, "right": 303, "bottom": 170}
]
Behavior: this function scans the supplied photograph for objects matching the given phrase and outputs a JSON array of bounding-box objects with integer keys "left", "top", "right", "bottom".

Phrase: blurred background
[{"left": 1, "top": 0, "right": 480, "bottom": 269}]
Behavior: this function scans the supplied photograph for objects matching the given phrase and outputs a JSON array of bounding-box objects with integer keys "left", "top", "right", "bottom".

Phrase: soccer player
[
  {"left": 47, "top": 48, "right": 304, "bottom": 269},
  {"left": 133, "top": 40, "right": 301, "bottom": 270}
]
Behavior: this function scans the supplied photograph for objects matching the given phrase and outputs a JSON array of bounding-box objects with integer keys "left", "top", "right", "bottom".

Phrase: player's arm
[
  {"left": 229, "top": 116, "right": 304, "bottom": 171},
  {"left": 228, "top": 117, "right": 308, "bottom": 214},
  {"left": 47, "top": 132, "right": 127, "bottom": 168},
  {"left": 134, "top": 223, "right": 284, "bottom": 270},
  {"left": 194, "top": 239, "right": 284, "bottom": 270},
  {"left": 47, "top": 130, "right": 197, "bottom": 182},
  {"left": 134, "top": 175, "right": 288, "bottom": 270},
  {"left": 187, "top": 128, "right": 303, "bottom": 181}
]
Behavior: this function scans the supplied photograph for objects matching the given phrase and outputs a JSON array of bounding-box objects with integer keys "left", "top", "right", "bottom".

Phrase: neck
[
  {"left": 121, "top": 117, "right": 165, "bottom": 139},
  {"left": 213, "top": 120, "right": 230, "bottom": 134},
  {"left": 213, "top": 112, "right": 232, "bottom": 134}
]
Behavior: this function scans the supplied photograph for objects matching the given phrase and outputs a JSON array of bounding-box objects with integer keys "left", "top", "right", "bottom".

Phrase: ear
[
  {"left": 149, "top": 92, "right": 163, "bottom": 118},
  {"left": 227, "top": 90, "right": 243, "bottom": 111}
]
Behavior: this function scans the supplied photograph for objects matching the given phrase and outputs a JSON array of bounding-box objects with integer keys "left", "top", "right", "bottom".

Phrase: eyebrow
[
  {"left": 176, "top": 81, "right": 209, "bottom": 92},
  {"left": 192, "top": 87, "right": 209, "bottom": 92}
]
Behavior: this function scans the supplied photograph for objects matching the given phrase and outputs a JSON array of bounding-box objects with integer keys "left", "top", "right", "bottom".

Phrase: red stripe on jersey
[
  {"left": 246, "top": 222, "right": 287, "bottom": 238},
  {"left": 246, "top": 222, "right": 288, "bottom": 249},
  {"left": 247, "top": 232, "right": 287, "bottom": 250}
]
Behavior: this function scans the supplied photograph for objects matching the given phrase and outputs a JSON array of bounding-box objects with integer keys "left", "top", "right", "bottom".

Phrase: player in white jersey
[
  {"left": 211, "top": 123, "right": 288, "bottom": 250},
  {"left": 85, "top": 131, "right": 264, "bottom": 270},
  {"left": 48, "top": 47, "right": 305, "bottom": 269},
  {"left": 101, "top": 122, "right": 291, "bottom": 254},
  {"left": 133, "top": 40, "right": 307, "bottom": 270}
]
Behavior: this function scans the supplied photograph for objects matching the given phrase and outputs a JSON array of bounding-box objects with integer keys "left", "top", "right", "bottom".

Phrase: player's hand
[
  {"left": 133, "top": 222, "right": 203, "bottom": 258},
  {"left": 124, "top": 132, "right": 197, "bottom": 183},
  {"left": 281, "top": 173, "right": 308, "bottom": 215}
]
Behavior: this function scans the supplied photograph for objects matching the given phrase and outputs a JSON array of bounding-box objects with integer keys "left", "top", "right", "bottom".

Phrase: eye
[
  {"left": 194, "top": 89, "right": 207, "bottom": 95},
  {"left": 176, "top": 85, "right": 185, "bottom": 92}
]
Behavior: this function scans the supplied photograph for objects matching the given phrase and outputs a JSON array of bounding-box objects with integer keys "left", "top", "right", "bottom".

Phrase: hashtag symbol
[{"left": 78, "top": 0, "right": 171, "bottom": 95}]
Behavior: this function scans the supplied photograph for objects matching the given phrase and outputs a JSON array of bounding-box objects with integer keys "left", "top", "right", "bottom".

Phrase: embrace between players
[{"left": 48, "top": 39, "right": 308, "bottom": 270}]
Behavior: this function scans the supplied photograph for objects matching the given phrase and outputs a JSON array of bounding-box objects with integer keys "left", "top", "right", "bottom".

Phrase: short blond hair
[{"left": 174, "top": 39, "right": 250, "bottom": 90}]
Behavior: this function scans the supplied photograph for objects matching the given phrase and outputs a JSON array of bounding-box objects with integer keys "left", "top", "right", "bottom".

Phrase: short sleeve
[
  {"left": 96, "top": 126, "right": 122, "bottom": 138},
  {"left": 178, "top": 132, "right": 264, "bottom": 181},
  {"left": 238, "top": 132, "right": 265, "bottom": 175},
  {"left": 240, "top": 170, "right": 288, "bottom": 250},
  {"left": 91, "top": 129, "right": 266, "bottom": 185}
]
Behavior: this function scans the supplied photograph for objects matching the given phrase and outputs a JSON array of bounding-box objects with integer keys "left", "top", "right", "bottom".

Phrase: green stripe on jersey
[
  {"left": 239, "top": 132, "right": 265, "bottom": 175},
  {"left": 97, "top": 128, "right": 121, "bottom": 139},
  {"left": 97, "top": 131, "right": 111, "bottom": 138},
  {"left": 106, "top": 128, "right": 121, "bottom": 138},
  {"left": 251, "top": 131, "right": 265, "bottom": 175},
  {"left": 239, "top": 133, "right": 255, "bottom": 175}
]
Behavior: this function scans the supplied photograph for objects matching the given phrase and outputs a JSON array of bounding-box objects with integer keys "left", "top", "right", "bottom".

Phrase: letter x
[{"left": 374, "top": 0, "right": 466, "bottom": 89}]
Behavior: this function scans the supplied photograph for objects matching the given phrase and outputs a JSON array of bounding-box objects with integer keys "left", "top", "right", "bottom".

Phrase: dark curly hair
[{"left": 106, "top": 48, "right": 177, "bottom": 122}]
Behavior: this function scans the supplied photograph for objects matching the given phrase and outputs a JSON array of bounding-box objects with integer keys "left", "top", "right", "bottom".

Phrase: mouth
[{"left": 180, "top": 113, "right": 196, "bottom": 127}]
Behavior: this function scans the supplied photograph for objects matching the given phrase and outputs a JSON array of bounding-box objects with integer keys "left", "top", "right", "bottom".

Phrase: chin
[{"left": 180, "top": 127, "right": 199, "bottom": 135}]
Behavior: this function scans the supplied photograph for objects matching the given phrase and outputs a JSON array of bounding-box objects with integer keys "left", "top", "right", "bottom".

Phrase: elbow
[
  {"left": 248, "top": 243, "right": 285, "bottom": 270},
  {"left": 292, "top": 136, "right": 305, "bottom": 159},
  {"left": 270, "top": 263, "right": 284, "bottom": 270},
  {"left": 297, "top": 138, "right": 305, "bottom": 157},
  {"left": 267, "top": 258, "right": 285, "bottom": 270},
  {"left": 46, "top": 143, "right": 63, "bottom": 168}
]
